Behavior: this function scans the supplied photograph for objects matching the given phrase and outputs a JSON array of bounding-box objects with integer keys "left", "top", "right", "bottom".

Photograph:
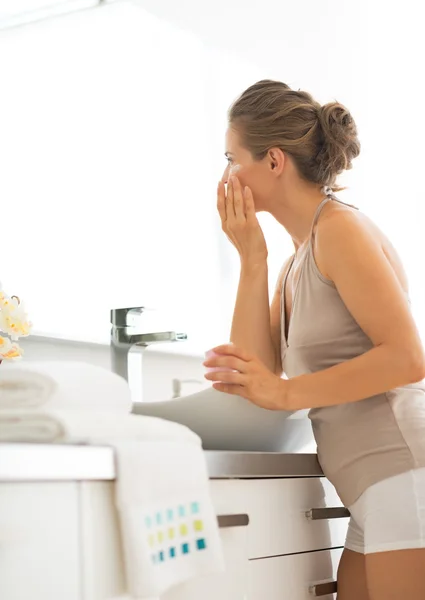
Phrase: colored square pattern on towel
[
  {"left": 182, "top": 542, "right": 189, "bottom": 554},
  {"left": 193, "top": 519, "right": 203, "bottom": 532},
  {"left": 145, "top": 500, "right": 208, "bottom": 564}
]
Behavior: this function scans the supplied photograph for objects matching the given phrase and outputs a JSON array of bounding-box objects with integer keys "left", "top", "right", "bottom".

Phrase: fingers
[
  {"left": 243, "top": 186, "right": 256, "bottom": 221},
  {"left": 203, "top": 354, "right": 247, "bottom": 373},
  {"left": 211, "top": 343, "right": 253, "bottom": 362},
  {"left": 217, "top": 181, "right": 226, "bottom": 223},
  {"left": 218, "top": 177, "right": 252, "bottom": 227},
  {"left": 225, "top": 177, "right": 235, "bottom": 219},
  {"left": 232, "top": 177, "right": 246, "bottom": 221},
  {"left": 204, "top": 370, "right": 245, "bottom": 384},
  {"left": 212, "top": 383, "right": 245, "bottom": 395}
]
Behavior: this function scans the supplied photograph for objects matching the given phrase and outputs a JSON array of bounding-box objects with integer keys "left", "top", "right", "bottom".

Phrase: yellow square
[
  {"left": 193, "top": 519, "right": 204, "bottom": 532},
  {"left": 148, "top": 534, "right": 155, "bottom": 547},
  {"left": 157, "top": 531, "right": 164, "bottom": 543},
  {"left": 179, "top": 524, "right": 188, "bottom": 536},
  {"left": 168, "top": 527, "right": 175, "bottom": 539}
]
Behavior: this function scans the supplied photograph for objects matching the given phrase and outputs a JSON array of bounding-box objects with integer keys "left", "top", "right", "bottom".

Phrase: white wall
[{"left": 20, "top": 335, "right": 210, "bottom": 402}]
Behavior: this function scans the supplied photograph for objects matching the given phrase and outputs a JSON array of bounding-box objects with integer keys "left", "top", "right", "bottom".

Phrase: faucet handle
[{"left": 110, "top": 306, "right": 154, "bottom": 328}]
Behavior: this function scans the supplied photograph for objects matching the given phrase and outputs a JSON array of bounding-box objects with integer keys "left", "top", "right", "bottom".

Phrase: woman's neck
[{"left": 267, "top": 185, "right": 328, "bottom": 248}]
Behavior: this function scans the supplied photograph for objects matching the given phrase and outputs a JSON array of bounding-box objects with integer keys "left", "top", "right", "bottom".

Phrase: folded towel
[
  {"left": 0, "top": 408, "right": 199, "bottom": 445},
  {"left": 0, "top": 411, "right": 64, "bottom": 442},
  {"left": 0, "top": 408, "right": 224, "bottom": 598},
  {"left": 0, "top": 361, "right": 132, "bottom": 413},
  {"left": 114, "top": 439, "right": 225, "bottom": 598},
  {"left": 0, "top": 368, "right": 57, "bottom": 409}
]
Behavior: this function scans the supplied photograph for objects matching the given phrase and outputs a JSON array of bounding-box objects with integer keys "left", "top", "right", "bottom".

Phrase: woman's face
[{"left": 221, "top": 127, "right": 275, "bottom": 212}]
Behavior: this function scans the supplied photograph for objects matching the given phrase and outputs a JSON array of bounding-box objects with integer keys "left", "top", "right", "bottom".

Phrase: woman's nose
[{"left": 221, "top": 166, "right": 229, "bottom": 184}]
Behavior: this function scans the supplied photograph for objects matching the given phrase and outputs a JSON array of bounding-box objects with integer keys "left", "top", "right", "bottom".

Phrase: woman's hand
[
  {"left": 217, "top": 177, "right": 268, "bottom": 265},
  {"left": 203, "top": 343, "right": 288, "bottom": 411}
]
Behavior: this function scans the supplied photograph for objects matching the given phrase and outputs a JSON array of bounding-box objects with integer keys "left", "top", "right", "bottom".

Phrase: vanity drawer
[
  {"left": 248, "top": 547, "right": 343, "bottom": 599},
  {"left": 0, "top": 482, "right": 81, "bottom": 600},
  {"left": 209, "top": 478, "right": 348, "bottom": 559}
]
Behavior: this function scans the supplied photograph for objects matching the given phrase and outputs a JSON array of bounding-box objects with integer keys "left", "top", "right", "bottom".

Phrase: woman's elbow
[{"left": 406, "top": 347, "right": 425, "bottom": 383}]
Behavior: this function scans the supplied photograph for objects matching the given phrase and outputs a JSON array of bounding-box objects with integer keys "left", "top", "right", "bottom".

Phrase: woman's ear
[{"left": 268, "top": 148, "right": 285, "bottom": 175}]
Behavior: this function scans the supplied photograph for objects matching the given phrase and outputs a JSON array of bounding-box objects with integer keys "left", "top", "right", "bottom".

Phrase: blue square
[
  {"left": 169, "top": 547, "right": 176, "bottom": 558},
  {"left": 167, "top": 508, "right": 174, "bottom": 521},
  {"left": 178, "top": 505, "right": 186, "bottom": 517},
  {"left": 159, "top": 551, "right": 165, "bottom": 562},
  {"left": 145, "top": 516, "right": 152, "bottom": 528},
  {"left": 156, "top": 512, "right": 162, "bottom": 525},
  {"left": 196, "top": 538, "right": 206, "bottom": 551},
  {"left": 190, "top": 502, "right": 200, "bottom": 514},
  {"left": 182, "top": 543, "right": 190, "bottom": 554}
]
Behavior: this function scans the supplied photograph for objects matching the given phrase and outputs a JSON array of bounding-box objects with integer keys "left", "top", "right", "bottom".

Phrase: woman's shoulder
[{"left": 313, "top": 200, "right": 409, "bottom": 293}]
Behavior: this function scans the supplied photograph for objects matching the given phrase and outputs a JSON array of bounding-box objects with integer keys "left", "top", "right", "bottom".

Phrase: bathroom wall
[{"left": 20, "top": 335, "right": 209, "bottom": 402}]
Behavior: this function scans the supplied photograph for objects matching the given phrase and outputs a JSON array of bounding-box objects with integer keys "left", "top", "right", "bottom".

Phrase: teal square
[
  {"left": 169, "top": 547, "right": 176, "bottom": 558},
  {"left": 156, "top": 512, "right": 162, "bottom": 525},
  {"left": 159, "top": 551, "right": 165, "bottom": 562},
  {"left": 178, "top": 505, "right": 186, "bottom": 517},
  {"left": 196, "top": 538, "right": 206, "bottom": 551},
  {"left": 151, "top": 554, "right": 157, "bottom": 564},
  {"left": 145, "top": 516, "right": 152, "bottom": 528},
  {"left": 167, "top": 508, "right": 174, "bottom": 521},
  {"left": 182, "top": 542, "right": 189, "bottom": 554},
  {"left": 191, "top": 502, "right": 200, "bottom": 514}
]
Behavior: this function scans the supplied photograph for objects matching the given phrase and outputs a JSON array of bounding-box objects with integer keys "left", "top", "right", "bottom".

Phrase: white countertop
[{"left": 0, "top": 443, "right": 323, "bottom": 482}]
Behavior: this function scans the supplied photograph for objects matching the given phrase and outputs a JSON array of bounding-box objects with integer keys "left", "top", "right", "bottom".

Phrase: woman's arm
[
  {"left": 285, "top": 210, "right": 425, "bottom": 409},
  {"left": 204, "top": 211, "right": 425, "bottom": 411},
  {"left": 230, "top": 260, "right": 281, "bottom": 374},
  {"left": 269, "top": 257, "right": 293, "bottom": 376}
]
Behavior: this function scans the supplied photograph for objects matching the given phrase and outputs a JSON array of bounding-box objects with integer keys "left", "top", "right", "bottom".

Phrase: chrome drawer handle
[
  {"left": 217, "top": 513, "right": 249, "bottom": 528},
  {"left": 309, "top": 581, "right": 337, "bottom": 596},
  {"left": 305, "top": 507, "right": 350, "bottom": 520}
]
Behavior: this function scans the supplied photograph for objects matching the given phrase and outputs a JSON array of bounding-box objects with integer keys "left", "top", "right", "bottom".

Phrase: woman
[{"left": 203, "top": 80, "right": 425, "bottom": 600}]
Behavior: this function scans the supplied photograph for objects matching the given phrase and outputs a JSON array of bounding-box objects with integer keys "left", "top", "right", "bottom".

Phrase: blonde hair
[{"left": 228, "top": 80, "right": 360, "bottom": 191}]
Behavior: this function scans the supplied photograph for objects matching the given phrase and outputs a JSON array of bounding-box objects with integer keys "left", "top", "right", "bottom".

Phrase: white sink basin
[{"left": 132, "top": 387, "right": 316, "bottom": 452}]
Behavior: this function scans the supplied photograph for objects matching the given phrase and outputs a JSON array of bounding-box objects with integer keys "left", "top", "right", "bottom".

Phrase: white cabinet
[
  {"left": 78, "top": 482, "right": 127, "bottom": 599},
  {"left": 209, "top": 478, "right": 348, "bottom": 559},
  {"left": 0, "top": 454, "right": 348, "bottom": 600},
  {"left": 77, "top": 477, "right": 348, "bottom": 599},
  {"left": 162, "top": 526, "right": 248, "bottom": 600},
  {"left": 76, "top": 482, "right": 250, "bottom": 600},
  {"left": 0, "top": 482, "right": 81, "bottom": 600},
  {"left": 249, "top": 548, "right": 343, "bottom": 600}
]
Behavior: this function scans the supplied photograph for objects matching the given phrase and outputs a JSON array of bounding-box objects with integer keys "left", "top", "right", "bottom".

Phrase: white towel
[
  {"left": 114, "top": 439, "right": 225, "bottom": 599},
  {"left": 0, "top": 406, "right": 225, "bottom": 598},
  {"left": 0, "top": 409, "right": 224, "bottom": 598},
  {"left": 0, "top": 409, "right": 199, "bottom": 445},
  {"left": 0, "top": 361, "right": 132, "bottom": 413}
]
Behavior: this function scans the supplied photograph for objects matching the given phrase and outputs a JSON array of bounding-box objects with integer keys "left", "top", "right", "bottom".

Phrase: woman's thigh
[
  {"left": 346, "top": 467, "right": 425, "bottom": 599},
  {"left": 365, "top": 548, "right": 425, "bottom": 600},
  {"left": 337, "top": 548, "right": 369, "bottom": 600}
]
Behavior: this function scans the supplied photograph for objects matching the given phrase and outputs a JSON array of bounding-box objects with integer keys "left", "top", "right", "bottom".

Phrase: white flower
[
  {"left": 0, "top": 335, "right": 12, "bottom": 354},
  {"left": 0, "top": 292, "right": 32, "bottom": 338},
  {"left": 0, "top": 336, "right": 23, "bottom": 360},
  {"left": 0, "top": 339, "right": 24, "bottom": 360}
]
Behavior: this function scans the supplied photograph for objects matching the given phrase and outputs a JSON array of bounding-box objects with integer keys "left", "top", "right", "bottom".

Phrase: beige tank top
[{"left": 281, "top": 194, "right": 425, "bottom": 507}]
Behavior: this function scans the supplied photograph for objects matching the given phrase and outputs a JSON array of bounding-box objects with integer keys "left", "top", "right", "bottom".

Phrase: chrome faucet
[{"left": 110, "top": 306, "right": 187, "bottom": 402}]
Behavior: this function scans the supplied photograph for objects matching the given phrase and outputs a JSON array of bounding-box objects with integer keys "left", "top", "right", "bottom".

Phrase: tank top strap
[
  {"left": 309, "top": 187, "right": 333, "bottom": 238},
  {"left": 309, "top": 186, "right": 360, "bottom": 240}
]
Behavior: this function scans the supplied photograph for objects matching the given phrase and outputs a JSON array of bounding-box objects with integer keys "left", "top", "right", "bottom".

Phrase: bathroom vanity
[{"left": 0, "top": 444, "right": 348, "bottom": 599}]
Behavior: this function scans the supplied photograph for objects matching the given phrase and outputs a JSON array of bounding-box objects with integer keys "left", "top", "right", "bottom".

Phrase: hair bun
[{"left": 317, "top": 102, "right": 361, "bottom": 180}]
